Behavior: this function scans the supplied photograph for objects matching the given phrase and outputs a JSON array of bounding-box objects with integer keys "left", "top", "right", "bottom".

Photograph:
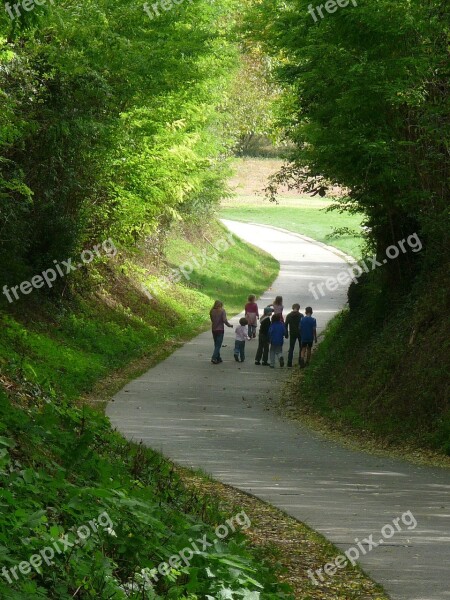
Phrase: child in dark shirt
[
  {"left": 255, "top": 306, "right": 273, "bottom": 365},
  {"left": 284, "top": 303, "right": 302, "bottom": 367},
  {"left": 299, "top": 306, "right": 317, "bottom": 367}
]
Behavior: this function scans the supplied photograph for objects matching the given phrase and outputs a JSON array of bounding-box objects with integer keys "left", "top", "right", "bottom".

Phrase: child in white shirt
[{"left": 234, "top": 317, "right": 249, "bottom": 362}]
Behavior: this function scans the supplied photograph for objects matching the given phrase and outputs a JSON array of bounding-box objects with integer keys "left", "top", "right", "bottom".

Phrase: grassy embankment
[
  {"left": 0, "top": 221, "right": 289, "bottom": 599},
  {"left": 0, "top": 221, "right": 278, "bottom": 404},
  {"left": 286, "top": 264, "right": 450, "bottom": 462}
]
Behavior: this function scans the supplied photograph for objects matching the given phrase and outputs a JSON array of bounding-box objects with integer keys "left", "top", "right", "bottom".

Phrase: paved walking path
[{"left": 107, "top": 221, "right": 450, "bottom": 600}]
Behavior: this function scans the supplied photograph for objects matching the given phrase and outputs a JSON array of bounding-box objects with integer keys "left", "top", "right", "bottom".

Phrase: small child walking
[
  {"left": 299, "top": 307, "right": 317, "bottom": 367},
  {"left": 268, "top": 313, "right": 285, "bottom": 368},
  {"left": 234, "top": 317, "right": 249, "bottom": 362},
  {"left": 245, "top": 294, "right": 259, "bottom": 338}
]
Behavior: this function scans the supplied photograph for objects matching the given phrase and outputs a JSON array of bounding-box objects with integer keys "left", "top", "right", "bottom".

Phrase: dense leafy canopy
[
  {"left": 244, "top": 0, "right": 449, "bottom": 279},
  {"left": 0, "top": 0, "right": 241, "bottom": 285}
]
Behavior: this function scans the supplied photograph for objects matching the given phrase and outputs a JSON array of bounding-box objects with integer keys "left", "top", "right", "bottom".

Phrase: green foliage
[
  {"left": 0, "top": 0, "right": 241, "bottom": 287},
  {"left": 220, "top": 50, "right": 281, "bottom": 156},
  {"left": 0, "top": 387, "right": 291, "bottom": 598},
  {"left": 297, "top": 266, "right": 450, "bottom": 454},
  {"left": 243, "top": 0, "right": 449, "bottom": 282}
]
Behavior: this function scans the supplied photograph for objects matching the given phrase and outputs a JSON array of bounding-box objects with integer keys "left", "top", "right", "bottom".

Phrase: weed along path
[{"left": 107, "top": 220, "right": 450, "bottom": 600}]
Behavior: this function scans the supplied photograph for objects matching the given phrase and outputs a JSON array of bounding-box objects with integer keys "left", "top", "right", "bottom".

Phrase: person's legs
[
  {"left": 240, "top": 341, "right": 245, "bottom": 362},
  {"left": 269, "top": 344, "right": 276, "bottom": 367},
  {"left": 288, "top": 335, "right": 296, "bottom": 367},
  {"left": 300, "top": 342, "right": 312, "bottom": 366},
  {"left": 300, "top": 342, "right": 307, "bottom": 367},
  {"left": 255, "top": 336, "right": 263, "bottom": 363},
  {"left": 262, "top": 336, "right": 269, "bottom": 364},
  {"left": 277, "top": 345, "right": 284, "bottom": 367},
  {"left": 212, "top": 332, "right": 224, "bottom": 362},
  {"left": 234, "top": 340, "right": 240, "bottom": 361},
  {"left": 306, "top": 343, "right": 312, "bottom": 365},
  {"left": 297, "top": 334, "right": 302, "bottom": 365}
]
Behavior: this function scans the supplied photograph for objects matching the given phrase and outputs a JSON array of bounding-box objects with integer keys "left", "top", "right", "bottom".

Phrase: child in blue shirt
[
  {"left": 268, "top": 313, "right": 285, "bottom": 368},
  {"left": 299, "top": 306, "right": 317, "bottom": 368}
]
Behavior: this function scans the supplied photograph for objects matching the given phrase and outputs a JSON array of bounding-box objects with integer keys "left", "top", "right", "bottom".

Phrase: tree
[{"left": 244, "top": 0, "right": 449, "bottom": 280}]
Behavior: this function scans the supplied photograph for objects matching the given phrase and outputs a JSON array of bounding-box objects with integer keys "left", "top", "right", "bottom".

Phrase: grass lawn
[
  {"left": 223, "top": 158, "right": 365, "bottom": 258},
  {"left": 220, "top": 196, "right": 365, "bottom": 258}
]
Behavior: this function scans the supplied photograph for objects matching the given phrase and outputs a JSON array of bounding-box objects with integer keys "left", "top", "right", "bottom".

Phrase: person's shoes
[
  {"left": 234, "top": 354, "right": 239, "bottom": 362},
  {"left": 211, "top": 359, "right": 219, "bottom": 364},
  {"left": 299, "top": 358, "right": 305, "bottom": 368},
  {"left": 279, "top": 357, "right": 284, "bottom": 367},
  {"left": 217, "top": 358, "right": 223, "bottom": 363},
  {"left": 240, "top": 359, "right": 245, "bottom": 363},
  {"left": 262, "top": 362, "right": 269, "bottom": 366},
  {"left": 287, "top": 363, "right": 292, "bottom": 368},
  {"left": 255, "top": 361, "right": 261, "bottom": 365}
]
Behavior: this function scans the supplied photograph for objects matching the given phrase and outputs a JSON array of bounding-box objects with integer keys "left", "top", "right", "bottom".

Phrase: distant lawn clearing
[{"left": 220, "top": 195, "right": 365, "bottom": 259}]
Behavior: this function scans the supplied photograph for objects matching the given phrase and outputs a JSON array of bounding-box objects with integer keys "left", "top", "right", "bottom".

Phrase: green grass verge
[
  {"left": 220, "top": 197, "right": 364, "bottom": 258},
  {"left": 0, "top": 221, "right": 278, "bottom": 401}
]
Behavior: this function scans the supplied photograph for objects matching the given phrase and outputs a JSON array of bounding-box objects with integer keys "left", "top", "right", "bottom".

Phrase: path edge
[{"left": 221, "top": 218, "right": 358, "bottom": 266}]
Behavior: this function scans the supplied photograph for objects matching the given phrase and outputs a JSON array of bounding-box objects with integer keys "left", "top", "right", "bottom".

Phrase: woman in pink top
[
  {"left": 209, "top": 300, "right": 233, "bottom": 364},
  {"left": 270, "top": 296, "right": 284, "bottom": 322},
  {"left": 244, "top": 294, "right": 259, "bottom": 338}
]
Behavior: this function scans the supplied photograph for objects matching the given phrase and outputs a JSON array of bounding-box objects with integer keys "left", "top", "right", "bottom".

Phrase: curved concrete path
[{"left": 107, "top": 221, "right": 450, "bottom": 600}]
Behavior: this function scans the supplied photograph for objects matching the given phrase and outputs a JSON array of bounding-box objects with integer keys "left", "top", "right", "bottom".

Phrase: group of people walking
[{"left": 209, "top": 295, "right": 317, "bottom": 368}]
